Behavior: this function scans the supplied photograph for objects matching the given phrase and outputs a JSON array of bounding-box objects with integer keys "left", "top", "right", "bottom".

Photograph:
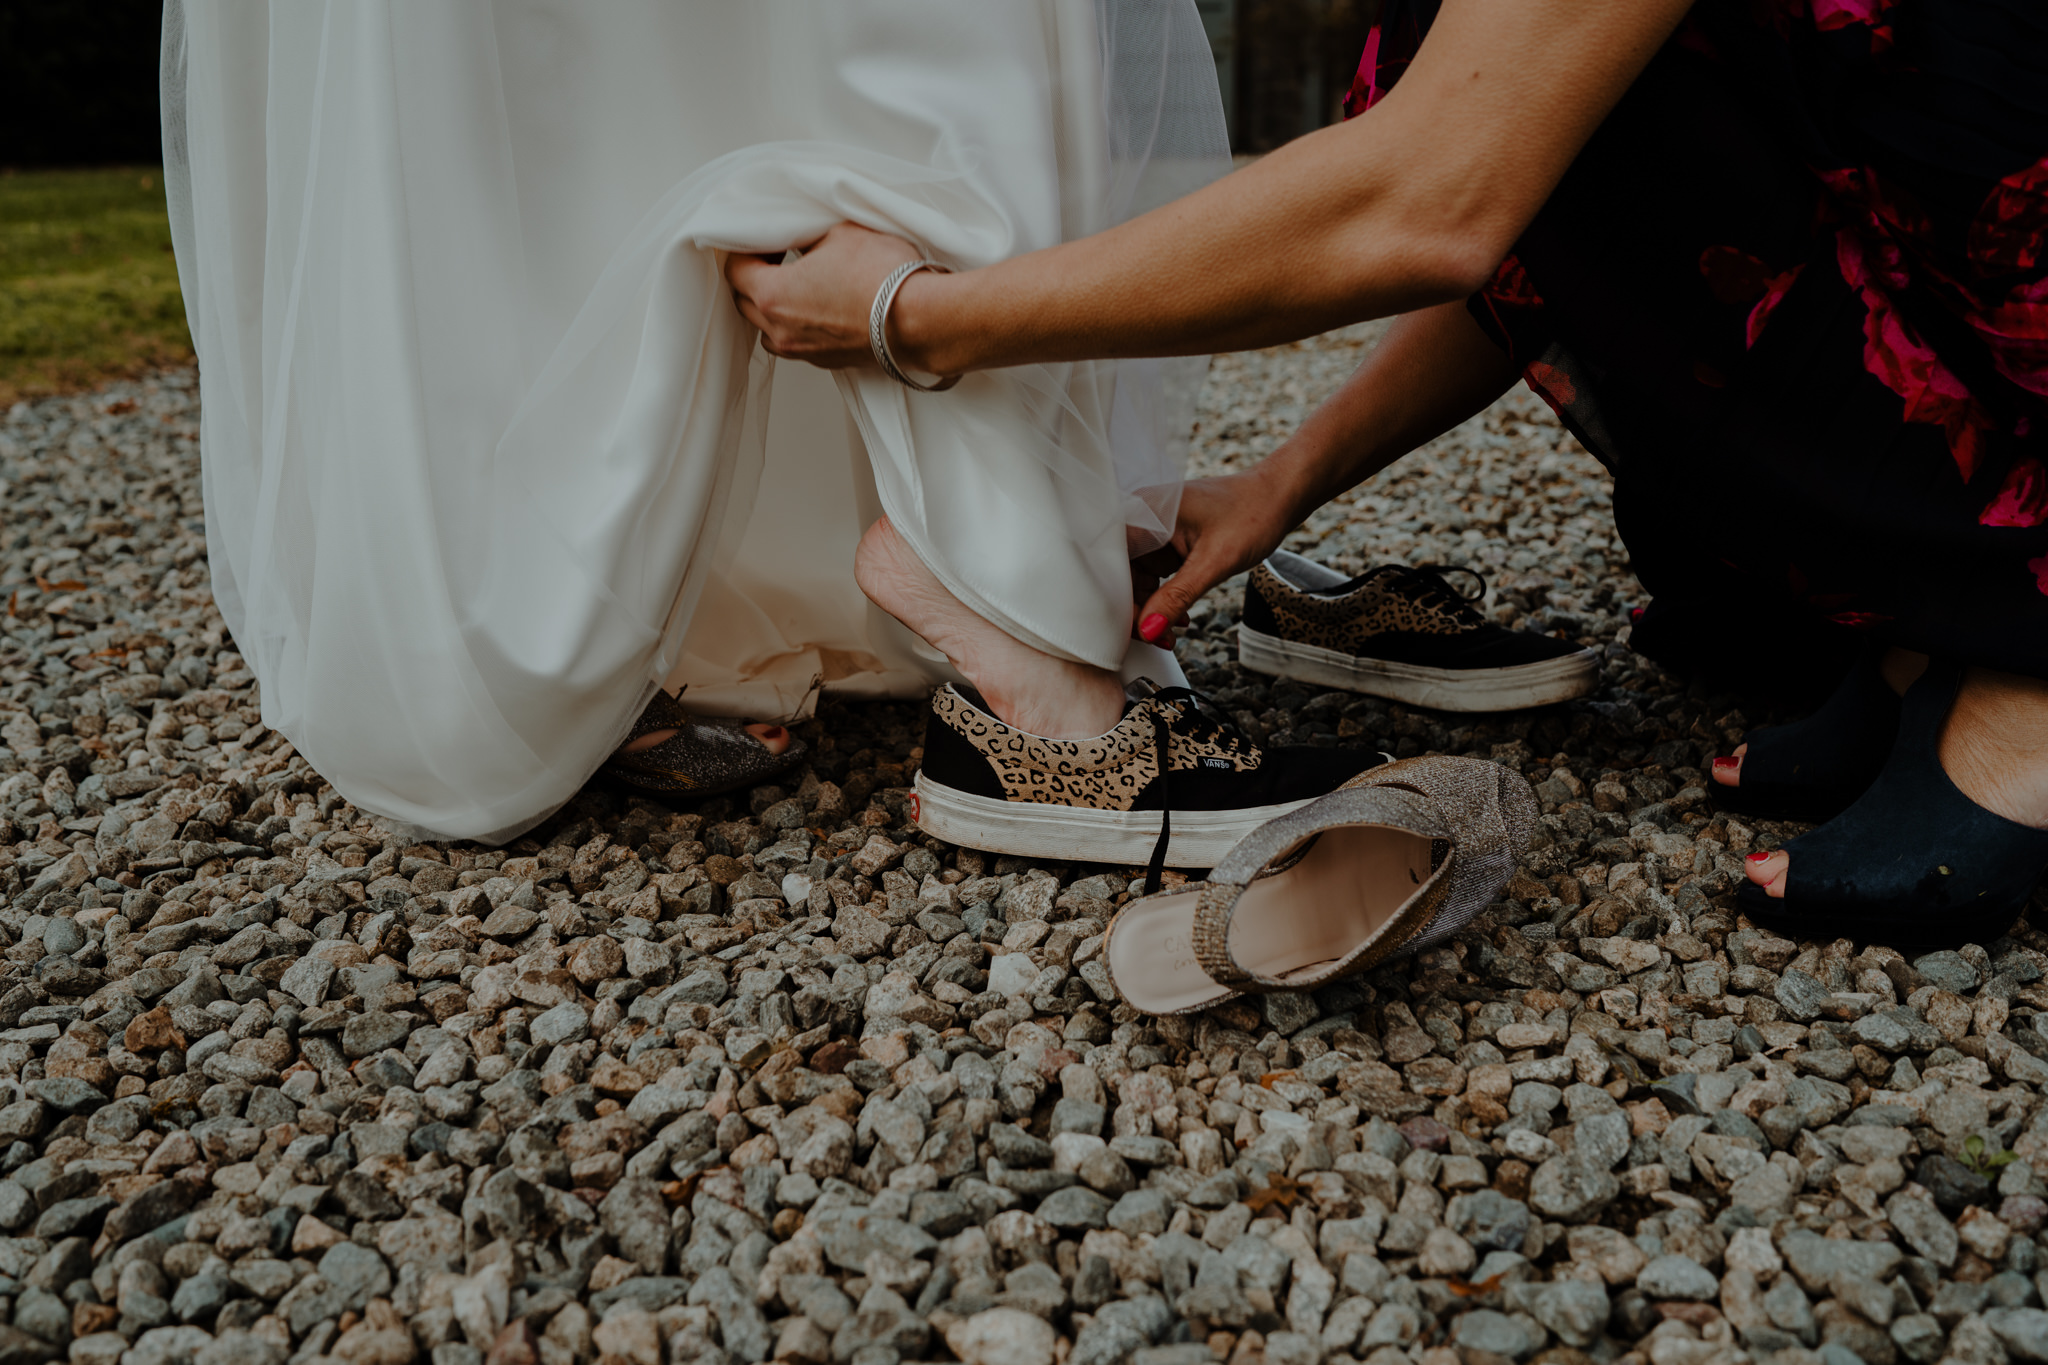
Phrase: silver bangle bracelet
[{"left": 869, "top": 260, "right": 960, "bottom": 393}]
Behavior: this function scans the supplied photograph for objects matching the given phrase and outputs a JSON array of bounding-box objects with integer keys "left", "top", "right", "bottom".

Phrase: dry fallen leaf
[
  {"left": 1244, "top": 1172, "right": 1306, "bottom": 1213},
  {"left": 1446, "top": 1273, "right": 1504, "bottom": 1298}
]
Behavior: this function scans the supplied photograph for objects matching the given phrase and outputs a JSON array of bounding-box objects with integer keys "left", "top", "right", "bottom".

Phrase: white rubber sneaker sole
[
  {"left": 1238, "top": 625, "right": 1598, "bottom": 712},
  {"left": 911, "top": 773, "right": 1313, "bottom": 868}
]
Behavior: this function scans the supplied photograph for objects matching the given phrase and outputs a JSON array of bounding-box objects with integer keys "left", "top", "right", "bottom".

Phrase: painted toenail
[
  {"left": 1746, "top": 851, "right": 1772, "bottom": 863},
  {"left": 1138, "top": 613, "right": 1168, "bottom": 643},
  {"left": 1713, "top": 756, "right": 1738, "bottom": 772}
]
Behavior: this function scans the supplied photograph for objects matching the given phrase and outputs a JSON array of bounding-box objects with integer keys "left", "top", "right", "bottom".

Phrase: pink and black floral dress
[{"left": 1353, "top": 0, "right": 2048, "bottom": 681}]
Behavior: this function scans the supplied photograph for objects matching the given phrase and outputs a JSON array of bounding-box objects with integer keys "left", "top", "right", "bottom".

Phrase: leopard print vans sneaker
[
  {"left": 913, "top": 682, "right": 1381, "bottom": 870},
  {"left": 1239, "top": 551, "right": 1598, "bottom": 712}
]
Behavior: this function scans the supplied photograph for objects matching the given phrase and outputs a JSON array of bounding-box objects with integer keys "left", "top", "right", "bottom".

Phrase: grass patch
[{"left": 0, "top": 165, "right": 190, "bottom": 407}]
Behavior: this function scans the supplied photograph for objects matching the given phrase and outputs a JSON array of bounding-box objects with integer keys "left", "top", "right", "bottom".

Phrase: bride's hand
[
  {"left": 724, "top": 224, "right": 923, "bottom": 368},
  {"left": 1131, "top": 468, "right": 1300, "bottom": 648}
]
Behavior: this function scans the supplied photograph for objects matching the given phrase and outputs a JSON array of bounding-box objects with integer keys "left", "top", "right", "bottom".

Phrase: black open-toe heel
[
  {"left": 604, "top": 688, "right": 807, "bottom": 798},
  {"left": 1713, "top": 643, "right": 1900, "bottom": 823},
  {"left": 1736, "top": 659, "right": 2048, "bottom": 948}
]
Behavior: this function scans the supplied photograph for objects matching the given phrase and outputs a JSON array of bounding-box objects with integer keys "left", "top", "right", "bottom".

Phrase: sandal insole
[{"left": 1107, "top": 824, "right": 1435, "bottom": 1014}]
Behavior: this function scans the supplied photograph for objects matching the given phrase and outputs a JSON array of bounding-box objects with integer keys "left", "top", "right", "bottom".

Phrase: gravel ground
[{"left": 0, "top": 336, "right": 2041, "bottom": 1365}]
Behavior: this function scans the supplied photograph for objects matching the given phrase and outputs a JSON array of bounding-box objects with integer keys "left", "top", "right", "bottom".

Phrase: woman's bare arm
[
  {"left": 1134, "top": 301, "right": 1520, "bottom": 641},
  {"left": 726, "top": 0, "right": 1690, "bottom": 374}
]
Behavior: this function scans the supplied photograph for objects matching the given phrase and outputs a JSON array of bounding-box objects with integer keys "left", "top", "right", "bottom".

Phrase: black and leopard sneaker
[
  {"left": 1239, "top": 551, "right": 1598, "bottom": 712},
  {"left": 912, "top": 681, "right": 1381, "bottom": 871}
]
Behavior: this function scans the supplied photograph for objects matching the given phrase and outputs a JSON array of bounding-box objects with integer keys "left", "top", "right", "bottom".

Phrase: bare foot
[
  {"left": 1711, "top": 648, "right": 1928, "bottom": 790},
  {"left": 623, "top": 723, "right": 789, "bottom": 755},
  {"left": 1745, "top": 662, "right": 2048, "bottom": 898},
  {"left": 855, "top": 515, "right": 1127, "bottom": 740}
]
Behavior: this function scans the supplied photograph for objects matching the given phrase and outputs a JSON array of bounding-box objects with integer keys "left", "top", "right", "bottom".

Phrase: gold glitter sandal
[
  {"left": 604, "top": 689, "right": 807, "bottom": 798},
  {"left": 1103, "top": 755, "right": 1537, "bottom": 1015}
]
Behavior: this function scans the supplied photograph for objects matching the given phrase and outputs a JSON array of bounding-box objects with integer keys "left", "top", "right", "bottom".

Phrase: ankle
[
  {"left": 1941, "top": 666, "right": 2048, "bottom": 829},
  {"left": 982, "top": 666, "right": 1125, "bottom": 741}
]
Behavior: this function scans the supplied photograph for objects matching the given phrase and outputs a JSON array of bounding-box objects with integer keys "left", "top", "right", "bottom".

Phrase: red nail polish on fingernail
[
  {"left": 1139, "top": 614, "right": 1168, "bottom": 643},
  {"left": 1746, "top": 851, "right": 1772, "bottom": 863}
]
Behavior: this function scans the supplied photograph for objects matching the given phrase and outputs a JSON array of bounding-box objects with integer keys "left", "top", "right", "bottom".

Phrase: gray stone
[
  {"left": 1764, "top": 1278, "right": 1817, "bottom": 1342},
  {"left": 1224, "top": 1235, "right": 1292, "bottom": 1296},
  {"left": 1076, "top": 1150, "right": 1134, "bottom": 1197},
  {"left": 529, "top": 1002, "right": 590, "bottom": 1048},
  {"left": 1780, "top": 1228, "right": 1904, "bottom": 1292},
  {"left": 1637, "top": 1254, "right": 1718, "bottom": 1301},
  {"left": 104, "top": 1174, "right": 201, "bottom": 1245},
  {"left": 1049, "top": 1100, "right": 1105, "bottom": 1137},
  {"left": 124, "top": 1328, "right": 214, "bottom": 1365},
  {"left": 1108, "top": 1136, "right": 1179, "bottom": 1168},
  {"left": 1913, "top": 950, "right": 1982, "bottom": 994},
  {"left": 1885, "top": 1192, "right": 1959, "bottom": 1268},
  {"left": 1889, "top": 1313, "right": 1944, "bottom": 1365},
  {"left": 1512, "top": 1279, "right": 1611, "bottom": 1349},
  {"left": 0, "top": 1181, "right": 29, "bottom": 1232},
  {"left": 946, "top": 1308, "right": 1057, "bottom": 1365},
  {"left": 195, "top": 1331, "right": 287, "bottom": 1365},
  {"left": 332, "top": 1170, "right": 402, "bottom": 1222},
  {"left": 1446, "top": 1189, "right": 1532, "bottom": 1253},
  {"left": 1529, "top": 1156, "right": 1619, "bottom": 1223},
  {"left": 376, "top": 1209, "right": 463, "bottom": 1273},
  {"left": 229, "top": 1260, "right": 296, "bottom": 1302},
  {"left": 1992, "top": 1307, "right": 2048, "bottom": 1363},
  {"left": 1262, "top": 1333, "right": 1318, "bottom": 1365},
  {"left": 319, "top": 1243, "right": 391, "bottom": 1309},
  {"left": 1070, "top": 1296, "right": 1171, "bottom": 1365},
  {"left": 1107, "top": 1189, "right": 1174, "bottom": 1238},
  {"left": 1449, "top": 1309, "right": 1540, "bottom": 1359},
  {"left": 688, "top": 1267, "right": 772, "bottom": 1364},
  {"left": 31, "top": 1195, "right": 109, "bottom": 1240},
  {"left": 0, "top": 1101, "right": 44, "bottom": 1144},
  {"left": 340, "top": 1010, "right": 411, "bottom": 1059},
  {"left": 831, "top": 1285, "right": 929, "bottom": 1364},
  {"left": 1036, "top": 1186, "right": 1112, "bottom": 1230},
  {"left": 1574, "top": 1111, "right": 1631, "bottom": 1171},
  {"left": 1853, "top": 1007, "right": 1942, "bottom": 1055},
  {"left": 989, "top": 1124, "right": 1051, "bottom": 1168},
  {"left": 171, "top": 1270, "right": 232, "bottom": 1324},
  {"left": 476, "top": 1168, "right": 550, "bottom": 1243},
  {"left": 588, "top": 1277, "right": 690, "bottom": 1316},
  {"left": 277, "top": 957, "right": 334, "bottom": 1009},
  {"left": 25, "top": 1079, "right": 102, "bottom": 1116},
  {"left": 1776, "top": 969, "right": 1830, "bottom": 1022},
  {"left": 599, "top": 1177, "right": 669, "bottom": 1275},
  {"left": 813, "top": 1208, "right": 937, "bottom": 1273},
  {"left": 908, "top": 1190, "right": 973, "bottom": 1237},
  {"left": 12, "top": 1287, "right": 68, "bottom": 1345}
]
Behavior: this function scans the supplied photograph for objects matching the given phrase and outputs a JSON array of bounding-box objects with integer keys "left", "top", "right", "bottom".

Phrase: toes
[
  {"left": 1745, "top": 849, "right": 1788, "bottom": 899},
  {"left": 1711, "top": 744, "right": 1747, "bottom": 788},
  {"left": 621, "top": 727, "right": 678, "bottom": 754},
  {"left": 746, "top": 723, "right": 790, "bottom": 756}
]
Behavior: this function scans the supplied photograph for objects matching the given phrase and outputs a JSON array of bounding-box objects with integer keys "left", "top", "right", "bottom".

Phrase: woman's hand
[
  {"left": 724, "top": 224, "right": 925, "bottom": 368},
  {"left": 1132, "top": 467, "right": 1303, "bottom": 648}
]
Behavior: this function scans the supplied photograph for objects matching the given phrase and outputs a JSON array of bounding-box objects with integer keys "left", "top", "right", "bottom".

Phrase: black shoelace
[
  {"left": 1394, "top": 563, "right": 1489, "bottom": 626},
  {"left": 1141, "top": 686, "right": 1253, "bottom": 895}
]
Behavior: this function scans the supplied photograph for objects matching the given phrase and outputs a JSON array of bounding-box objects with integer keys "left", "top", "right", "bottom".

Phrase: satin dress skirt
[{"left": 161, "top": 0, "right": 1229, "bottom": 841}]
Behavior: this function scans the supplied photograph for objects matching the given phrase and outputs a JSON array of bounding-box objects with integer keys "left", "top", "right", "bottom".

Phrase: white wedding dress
[{"left": 160, "top": 1, "right": 1228, "bottom": 843}]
